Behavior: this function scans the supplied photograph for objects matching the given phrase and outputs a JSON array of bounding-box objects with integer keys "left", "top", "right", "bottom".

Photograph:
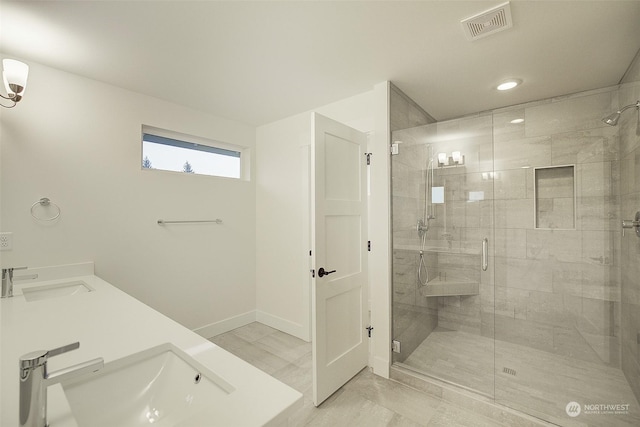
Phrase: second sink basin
[
  {"left": 62, "top": 343, "right": 235, "bottom": 427},
  {"left": 22, "top": 281, "right": 93, "bottom": 302}
]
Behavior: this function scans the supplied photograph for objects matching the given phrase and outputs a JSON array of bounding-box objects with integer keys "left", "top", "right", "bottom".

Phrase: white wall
[
  {"left": 255, "top": 113, "right": 313, "bottom": 339},
  {"left": 369, "top": 82, "right": 392, "bottom": 377},
  {"left": 0, "top": 59, "right": 257, "bottom": 334},
  {"left": 0, "top": 59, "right": 394, "bottom": 376},
  {"left": 255, "top": 84, "right": 392, "bottom": 377},
  {"left": 255, "top": 91, "right": 378, "bottom": 340}
]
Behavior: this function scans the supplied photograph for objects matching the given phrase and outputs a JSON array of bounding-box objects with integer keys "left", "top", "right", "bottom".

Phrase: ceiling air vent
[{"left": 461, "top": 1, "right": 513, "bottom": 41}]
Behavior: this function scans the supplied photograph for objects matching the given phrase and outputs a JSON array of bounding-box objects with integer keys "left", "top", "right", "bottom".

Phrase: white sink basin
[
  {"left": 62, "top": 344, "right": 235, "bottom": 427},
  {"left": 22, "top": 281, "right": 93, "bottom": 302}
]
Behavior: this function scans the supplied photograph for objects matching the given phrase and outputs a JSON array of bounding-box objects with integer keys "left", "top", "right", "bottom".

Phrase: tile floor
[
  {"left": 209, "top": 322, "right": 541, "bottom": 426},
  {"left": 402, "top": 328, "right": 640, "bottom": 427}
]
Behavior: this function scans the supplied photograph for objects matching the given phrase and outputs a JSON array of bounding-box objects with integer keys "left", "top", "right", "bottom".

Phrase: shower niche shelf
[
  {"left": 534, "top": 165, "right": 576, "bottom": 229},
  {"left": 419, "top": 278, "right": 479, "bottom": 297}
]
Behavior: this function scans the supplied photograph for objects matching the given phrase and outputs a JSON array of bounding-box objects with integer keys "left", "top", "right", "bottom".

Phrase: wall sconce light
[
  {"left": 481, "top": 172, "right": 500, "bottom": 180},
  {"left": 1, "top": 59, "right": 29, "bottom": 108},
  {"left": 437, "top": 151, "right": 465, "bottom": 168}
]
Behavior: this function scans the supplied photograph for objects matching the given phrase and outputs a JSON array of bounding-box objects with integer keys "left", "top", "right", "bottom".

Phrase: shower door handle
[{"left": 482, "top": 238, "right": 488, "bottom": 271}]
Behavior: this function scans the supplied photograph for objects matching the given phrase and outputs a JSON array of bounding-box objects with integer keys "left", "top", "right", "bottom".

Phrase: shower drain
[{"left": 502, "top": 367, "right": 517, "bottom": 376}]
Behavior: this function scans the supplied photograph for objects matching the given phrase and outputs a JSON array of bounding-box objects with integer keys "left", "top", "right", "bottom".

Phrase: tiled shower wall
[
  {"left": 492, "top": 88, "right": 621, "bottom": 368},
  {"left": 619, "top": 49, "right": 640, "bottom": 403},
  {"left": 391, "top": 86, "right": 625, "bottom": 369},
  {"left": 390, "top": 83, "right": 435, "bottom": 133},
  {"left": 390, "top": 83, "right": 437, "bottom": 362},
  {"left": 393, "top": 115, "right": 495, "bottom": 339}
]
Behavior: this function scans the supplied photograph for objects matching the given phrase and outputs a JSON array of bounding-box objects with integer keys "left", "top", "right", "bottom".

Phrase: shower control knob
[
  {"left": 622, "top": 211, "right": 640, "bottom": 237},
  {"left": 317, "top": 267, "right": 336, "bottom": 278}
]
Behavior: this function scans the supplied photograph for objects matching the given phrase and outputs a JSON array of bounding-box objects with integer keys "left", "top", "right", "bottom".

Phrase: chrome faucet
[
  {"left": 2, "top": 267, "right": 38, "bottom": 298},
  {"left": 19, "top": 342, "right": 103, "bottom": 427}
]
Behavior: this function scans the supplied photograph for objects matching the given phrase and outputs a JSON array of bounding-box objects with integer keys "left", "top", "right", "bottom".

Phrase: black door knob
[{"left": 317, "top": 267, "right": 336, "bottom": 278}]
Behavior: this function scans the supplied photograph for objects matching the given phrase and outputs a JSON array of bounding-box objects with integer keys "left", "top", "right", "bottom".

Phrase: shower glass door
[
  {"left": 490, "top": 97, "right": 640, "bottom": 425},
  {"left": 391, "top": 113, "right": 495, "bottom": 397}
]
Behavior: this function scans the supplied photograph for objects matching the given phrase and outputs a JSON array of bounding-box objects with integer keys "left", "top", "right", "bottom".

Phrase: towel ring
[{"left": 30, "top": 197, "right": 61, "bottom": 221}]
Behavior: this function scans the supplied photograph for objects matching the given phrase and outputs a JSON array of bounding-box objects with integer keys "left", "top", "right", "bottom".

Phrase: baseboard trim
[
  {"left": 192, "top": 310, "right": 256, "bottom": 339},
  {"left": 372, "top": 355, "right": 390, "bottom": 378},
  {"left": 256, "top": 310, "right": 310, "bottom": 342}
]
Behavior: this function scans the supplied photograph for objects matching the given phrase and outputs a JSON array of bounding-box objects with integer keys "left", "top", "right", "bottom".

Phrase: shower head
[
  {"left": 602, "top": 111, "right": 621, "bottom": 126},
  {"left": 602, "top": 100, "right": 640, "bottom": 126}
]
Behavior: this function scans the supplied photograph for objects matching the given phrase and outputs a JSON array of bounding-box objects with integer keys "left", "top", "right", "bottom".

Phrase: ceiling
[{"left": 1, "top": 1, "right": 640, "bottom": 126}]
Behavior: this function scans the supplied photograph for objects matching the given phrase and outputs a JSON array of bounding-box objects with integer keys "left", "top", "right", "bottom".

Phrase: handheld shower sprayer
[{"left": 417, "top": 218, "right": 428, "bottom": 235}]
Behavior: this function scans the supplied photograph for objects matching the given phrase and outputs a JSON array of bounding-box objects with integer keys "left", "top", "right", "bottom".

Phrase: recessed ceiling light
[
  {"left": 497, "top": 79, "right": 521, "bottom": 91},
  {"left": 510, "top": 118, "right": 524, "bottom": 124}
]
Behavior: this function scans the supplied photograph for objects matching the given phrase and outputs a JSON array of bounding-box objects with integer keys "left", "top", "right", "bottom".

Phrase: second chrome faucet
[{"left": 19, "top": 342, "right": 103, "bottom": 427}]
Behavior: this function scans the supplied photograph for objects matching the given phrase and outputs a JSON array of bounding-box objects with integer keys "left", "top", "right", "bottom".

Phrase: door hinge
[
  {"left": 368, "top": 240, "right": 371, "bottom": 252},
  {"left": 392, "top": 340, "right": 401, "bottom": 353},
  {"left": 364, "top": 152, "right": 372, "bottom": 165},
  {"left": 366, "top": 325, "right": 374, "bottom": 338},
  {"left": 391, "top": 142, "right": 399, "bottom": 155}
]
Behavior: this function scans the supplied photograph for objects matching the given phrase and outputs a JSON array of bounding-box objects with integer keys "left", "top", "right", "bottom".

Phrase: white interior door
[{"left": 311, "top": 113, "right": 368, "bottom": 406}]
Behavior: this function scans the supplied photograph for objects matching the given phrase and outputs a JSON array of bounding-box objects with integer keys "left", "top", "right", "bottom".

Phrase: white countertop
[{"left": 0, "top": 262, "right": 303, "bottom": 427}]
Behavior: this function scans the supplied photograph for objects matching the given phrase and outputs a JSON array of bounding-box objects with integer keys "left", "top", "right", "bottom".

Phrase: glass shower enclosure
[
  {"left": 391, "top": 114, "right": 496, "bottom": 397},
  {"left": 390, "top": 91, "right": 640, "bottom": 426}
]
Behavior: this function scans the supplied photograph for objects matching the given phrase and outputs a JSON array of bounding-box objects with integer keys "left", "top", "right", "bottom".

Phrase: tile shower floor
[
  {"left": 210, "top": 322, "right": 546, "bottom": 426},
  {"left": 402, "top": 327, "right": 640, "bottom": 427}
]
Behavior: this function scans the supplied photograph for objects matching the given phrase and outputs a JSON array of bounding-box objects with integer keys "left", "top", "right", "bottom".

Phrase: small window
[{"left": 142, "top": 127, "right": 242, "bottom": 179}]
